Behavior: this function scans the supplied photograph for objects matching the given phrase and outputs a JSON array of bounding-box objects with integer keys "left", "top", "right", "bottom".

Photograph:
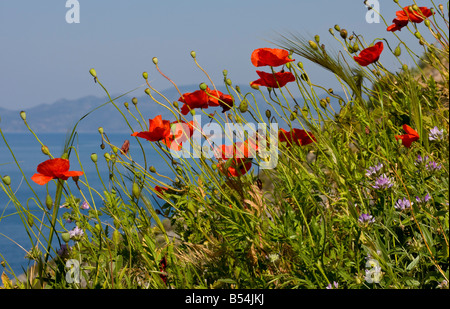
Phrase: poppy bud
[
  {"left": 104, "top": 153, "right": 111, "bottom": 160},
  {"left": 199, "top": 83, "right": 207, "bottom": 91},
  {"left": 124, "top": 102, "right": 129, "bottom": 109},
  {"left": 309, "top": 40, "right": 319, "bottom": 50},
  {"left": 46, "top": 194, "right": 53, "bottom": 210},
  {"left": 412, "top": 4, "right": 419, "bottom": 11},
  {"left": 132, "top": 183, "right": 141, "bottom": 199},
  {"left": 328, "top": 88, "right": 334, "bottom": 94},
  {"left": 90, "top": 153, "right": 98, "bottom": 163},
  {"left": 62, "top": 232, "right": 71, "bottom": 243},
  {"left": 329, "top": 28, "right": 334, "bottom": 35},
  {"left": 142, "top": 72, "right": 148, "bottom": 79},
  {"left": 300, "top": 73, "right": 309, "bottom": 82},
  {"left": 61, "top": 153, "right": 69, "bottom": 160},
  {"left": 41, "top": 145, "right": 50, "bottom": 156},
  {"left": 239, "top": 100, "right": 248, "bottom": 113},
  {"left": 297, "top": 62, "right": 303, "bottom": 69},
  {"left": 98, "top": 127, "right": 104, "bottom": 135},
  {"left": 89, "top": 68, "right": 97, "bottom": 78},
  {"left": 394, "top": 45, "right": 401, "bottom": 57},
  {"left": 190, "top": 109, "right": 196, "bottom": 116},
  {"left": 172, "top": 101, "right": 179, "bottom": 109},
  {"left": 320, "top": 98, "right": 328, "bottom": 109},
  {"left": 100, "top": 143, "right": 105, "bottom": 150},
  {"left": 226, "top": 78, "right": 232, "bottom": 86},
  {"left": 20, "top": 111, "right": 26, "bottom": 121},
  {"left": 348, "top": 34, "right": 354, "bottom": 41},
  {"left": 145, "top": 88, "right": 151, "bottom": 95},
  {"left": 265, "top": 110, "right": 271, "bottom": 119},
  {"left": 190, "top": 51, "right": 196, "bottom": 58},
  {"left": 340, "top": 29, "right": 348, "bottom": 40},
  {"left": 149, "top": 166, "right": 156, "bottom": 173},
  {"left": 353, "top": 42, "right": 359, "bottom": 52},
  {"left": 326, "top": 97, "right": 330, "bottom": 104},
  {"left": 223, "top": 69, "right": 228, "bottom": 77},
  {"left": 250, "top": 82, "right": 259, "bottom": 90},
  {"left": 314, "top": 35, "right": 320, "bottom": 43},
  {"left": 132, "top": 97, "right": 138, "bottom": 105},
  {"left": 424, "top": 19, "right": 431, "bottom": 28},
  {"left": 152, "top": 57, "right": 158, "bottom": 65},
  {"left": 334, "top": 24, "right": 340, "bottom": 31},
  {"left": 402, "top": 64, "right": 408, "bottom": 71},
  {"left": 2, "top": 175, "right": 11, "bottom": 186},
  {"left": 290, "top": 112, "right": 297, "bottom": 121},
  {"left": 211, "top": 164, "right": 217, "bottom": 170},
  {"left": 27, "top": 214, "right": 34, "bottom": 227},
  {"left": 414, "top": 31, "right": 422, "bottom": 39}
]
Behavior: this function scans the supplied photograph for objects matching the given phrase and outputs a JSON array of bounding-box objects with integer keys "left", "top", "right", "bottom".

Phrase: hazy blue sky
[{"left": 0, "top": 0, "right": 440, "bottom": 110}]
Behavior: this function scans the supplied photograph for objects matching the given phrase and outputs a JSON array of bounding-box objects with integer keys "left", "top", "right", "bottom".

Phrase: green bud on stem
[
  {"left": 132, "top": 182, "right": 141, "bottom": 199},
  {"left": 62, "top": 232, "right": 70, "bottom": 243},
  {"left": 20, "top": 111, "right": 26, "bottom": 121},
  {"left": 90, "top": 153, "right": 98, "bottom": 163},
  {"left": 41, "top": 145, "right": 50, "bottom": 156},
  {"left": 199, "top": 83, "right": 207, "bottom": 91},
  {"left": 190, "top": 51, "right": 196, "bottom": 58},
  {"left": 340, "top": 29, "right": 348, "bottom": 40},
  {"left": 142, "top": 72, "right": 148, "bottom": 79},
  {"left": 2, "top": 175, "right": 11, "bottom": 186},
  {"left": 309, "top": 40, "right": 319, "bottom": 50},
  {"left": 132, "top": 97, "right": 138, "bottom": 105},
  {"left": 89, "top": 68, "right": 97, "bottom": 78},
  {"left": 46, "top": 194, "right": 53, "bottom": 210},
  {"left": 152, "top": 57, "right": 158, "bottom": 65},
  {"left": 394, "top": 45, "right": 401, "bottom": 57},
  {"left": 239, "top": 100, "right": 248, "bottom": 113}
]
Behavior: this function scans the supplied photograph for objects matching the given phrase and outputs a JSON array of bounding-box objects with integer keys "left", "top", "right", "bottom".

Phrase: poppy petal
[{"left": 31, "top": 173, "right": 54, "bottom": 185}]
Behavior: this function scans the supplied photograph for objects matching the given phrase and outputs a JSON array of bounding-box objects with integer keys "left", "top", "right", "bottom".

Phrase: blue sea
[{"left": 0, "top": 132, "right": 172, "bottom": 276}]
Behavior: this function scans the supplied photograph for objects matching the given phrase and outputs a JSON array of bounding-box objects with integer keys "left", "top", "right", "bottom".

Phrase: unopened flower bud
[
  {"left": 62, "top": 232, "right": 70, "bottom": 243},
  {"left": 340, "top": 29, "right": 348, "bottom": 40},
  {"left": 20, "top": 111, "right": 26, "bottom": 121},
  {"left": 265, "top": 109, "right": 271, "bottom": 118},
  {"left": 329, "top": 28, "right": 334, "bottom": 35},
  {"left": 334, "top": 24, "right": 340, "bottom": 31},
  {"left": 124, "top": 102, "right": 129, "bottom": 109},
  {"left": 353, "top": 42, "right": 359, "bottom": 52},
  {"left": 199, "top": 83, "right": 207, "bottom": 91},
  {"left": 149, "top": 166, "right": 156, "bottom": 173},
  {"left": 41, "top": 145, "right": 50, "bottom": 156},
  {"left": 89, "top": 68, "right": 97, "bottom": 78},
  {"left": 46, "top": 194, "right": 53, "bottom": 210},
  {"left": 190, "top": 109, "right": 196, "bottom": 116},
  {"left": 297, "top": 62, "right": 303, "bottom": 69},
  {"left": 412, "top": 4, "right": 419, "bottom": 11},
  {"left": 314, "top": 35, "right": 320, "bottom": 43},
  {"left": 414, "top": 31, "right": 422, "bottom": 39},
  {"left": 190, "top": 51, "right": 196, "bottom": 58},
  {"left": 173, "top": 101, "right": 179, "bottom": 109},
  {"left": 152, "top": 57, "right": 158, "bottom": 65},
  {"left": 424, "top": 19, "right": 431, "bottom": 28},
  {"left": 27, "top": 214, "right": 34, "bottom": 227},
  {"left": 98, "top": 127, "right": 104, "bottom": 135},
  {"left": 90, "top": 153, "right": 98, "bottom": 163},
  {"left": 250, "top": 83, "right": 259, "bottom": 90},
  {"left": 223, "top": 69, "right": 228, "bottom": 77},
  {"left": 226, "top": 78, "right": 232, "bottom": 86},
  {"left": 320, "top": 98, "right": 328, "bottom": 109},
  {"left": 239, "top": 100, "right": 248, "bottom": 113},
  {"left": 300, "top": 73, "right": 309, "bottom": 82},
  {"left": 309, "top": 40, "right": 319, "bottom": 50},
  {"left": 132, "top": 97, "right": 138, "bottom": 105},
  {"left": 142, "top": 72, "right": 148, "bottom": 79},
  {"left": 145, "top": 88, "right": 151, "bottom": 95},
  {"left": 2, "top": 175, "right": 11, "bottom": 186},
  {"left": 132, "top": 182, "right": 141, "bottom": 199},
  {"left": 394, "top": 45, "right": 401, "bottom": 57},
  {"left": 61, "top": 153, "right": 69, "bottom": 160}
]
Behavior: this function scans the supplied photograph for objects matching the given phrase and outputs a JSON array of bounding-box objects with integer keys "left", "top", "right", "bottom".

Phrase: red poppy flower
[
  {"left": 353, "top": 42, "right": 384, "bottom": 66},
  {"left": 278, "top": 128, "right": 316, "bottom": 147},
  {"left": 131, "top": 115, "right": 171, "bottom": 142},
  {"left": 207, "top": 89, "right": 234, "bottom": 113},
  {"left": 250, "top": 70, "right": 296, "bottom": 88},
  {"left": 215, "top": 141, "right": 256, "bottom": 177},
  {"left": 161, "top": 120, "right": 195, "bottom": 151},
  {"left": 387, "top": 6, "right": 433, "bottom": 32},
  {"left": 395, "top": 124, "right": 420, "bottom": 148},
  {"left": 31, "top": 158, "right": 84, "bottom": 185},
  {"left": 155, "top": 186, "right": 169, "bottom": 198},
  {"left": 251, "top": 48, "right": 295, "bottom": 67},
  {"left": 179, "top": 89, "right": 210, "bottom": 115}
]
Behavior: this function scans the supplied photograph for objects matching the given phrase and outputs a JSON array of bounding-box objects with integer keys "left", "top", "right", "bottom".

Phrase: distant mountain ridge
[{"left": 0, "top": 84, "right": 342, "bottom": 133}]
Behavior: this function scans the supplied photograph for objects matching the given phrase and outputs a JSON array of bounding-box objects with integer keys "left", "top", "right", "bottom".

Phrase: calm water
[{"left": 0, "top": 132, "right": 172, "bottom": 276}]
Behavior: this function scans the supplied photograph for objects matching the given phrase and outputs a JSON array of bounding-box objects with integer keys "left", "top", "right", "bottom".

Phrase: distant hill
[{"left": 0, "top": 84, "right": 342, "bottom": 133}]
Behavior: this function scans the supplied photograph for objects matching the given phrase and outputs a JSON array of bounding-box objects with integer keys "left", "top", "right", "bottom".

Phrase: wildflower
[
  {"left": 251, "top": 48, "right": 295, "bottom": 67},
  {"left": 80, "top": 200, "right": 90, "bottom": 210},
  {"left": 358, "top": 213, "right": 375, "bottom": 225},
  {"left": 278, "top": 128, "right": 316, "bottom": 147},
  {"left": 429, "top": 126, "right": 444, "bottom": 141},
  {"left": 215, "top": 141, "right": 256, "bottom": 177},
  {"left": 120, "top": 140, "right": 130, "bottom": 155},
  {"left": 395, "top": 197, "right": 412, "bottom": 210},
  {"left": 395, "top": 124, "right": 419, "bottom": 148},
  {"left": 131, "top": 115, "right": 171, "bottom": 142},
  {"left": 69, "top": 226, "right": 84, "bottom": 239},
  {"left": 326, "top": 281, "right": 339, "bottom": 289},
  {"left": 159, "top": 257, "right": 168, "bottom": 285},
  {"left": 425, "top": 160, "right": 442, "bottom": 172},
  {"left": 31, "top": 158, "right": 84, "bottom": 186},
  {"left": 154, "top": 185, "right": 169, "bottom": 198},
  {"left": 415, "top": 154, "right": 428, "bottom": 165},
  {"left": 250, "top": 70, "right": 295, "bottom": 88},
  {"left": 57, "top": 244, "right": 70, "bottom": 257},
  {"left": 161, "top": 120, "right": 195, "bottom": 151},
  {"left": 372, "top": 174, "right": 394, "bottom": 190},
  {"left": 179, "top": 89, "right": 210, "bottom": 115},
  {"left": 353, "top": 42, "right": 384, "bottom": 66},
  {"left": 365, "top": 163, "right": 383, "bottom": 177},
  {"left": 387, "top": 6, "right": 434, "bottom": 32},
  {"left": 416, "top": 193, "right": 431, "bottom": 204}
]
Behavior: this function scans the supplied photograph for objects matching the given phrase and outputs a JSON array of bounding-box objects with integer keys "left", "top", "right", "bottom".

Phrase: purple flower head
[
  {"left": 69, "top": 226, "right": 84, "bottom": 239},
  {"left": 365, "top": 163, "right": 383, "bottom": 177},
  {"left": 358, "top": 213, "right": 375, "bottom": 225},
  {"left": 425, "top": 161, "right": 442, "bottom": 172},
  {"left": 326, "top": 281, "right": 339, "bottom": 289},
  {"left": 415, "top": 154, "right": 429, "bottom": 165},
  {"left": 372, "top": 174, "right": 394, "bottom": 190},
  {"left": 416, "top": 194, "right": 431, "bottom": 204},
  {"left": 429, "top": 126, "right": 444, "bottom": 141},
  {"left": 395, "top": 197, "right": 412, "bottom": 210},
  {"left": 57, "top": 244, "right": 71, "bottom": 257},
  {"left": 80, "top": 200, "right": 90, "bottom": 210}
]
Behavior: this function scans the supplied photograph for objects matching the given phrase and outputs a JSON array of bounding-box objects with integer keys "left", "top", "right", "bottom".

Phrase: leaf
[{"left": 406, "top": 255, "right": 420, "bottom": 271}]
